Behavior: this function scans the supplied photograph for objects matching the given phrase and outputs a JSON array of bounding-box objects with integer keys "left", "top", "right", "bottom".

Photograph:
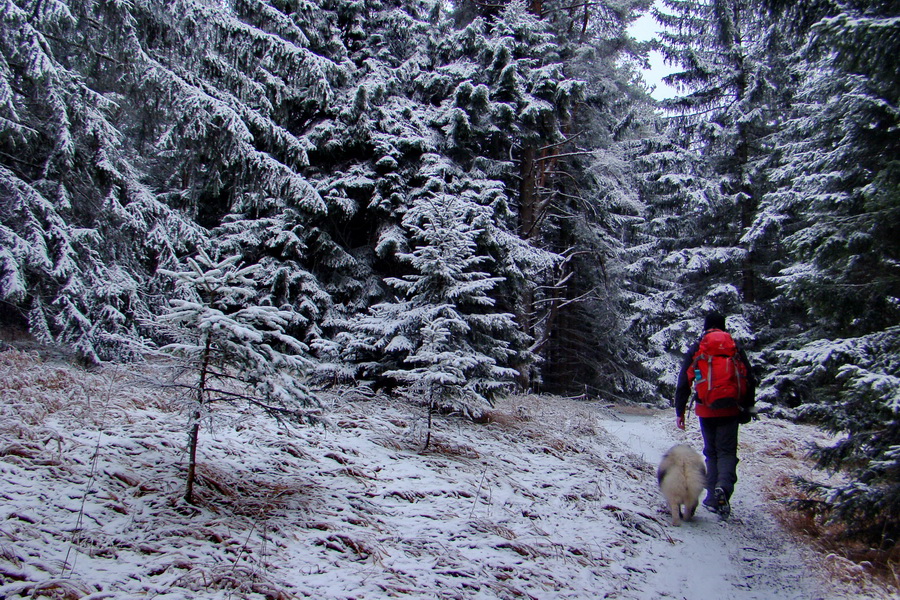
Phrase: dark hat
[{"left": 704, "top": 311, "right": 726, "bottom": 331}]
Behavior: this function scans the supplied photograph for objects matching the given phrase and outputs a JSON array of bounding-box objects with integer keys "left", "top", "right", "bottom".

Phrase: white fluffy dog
[{"left": 657, "top": 444, "right": 707, "bottom": 526}]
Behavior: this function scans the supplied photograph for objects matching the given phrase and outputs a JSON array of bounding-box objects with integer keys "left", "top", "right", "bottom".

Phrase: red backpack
[{"left": 688, "top": 329, "right": 748, "bottom": 410}]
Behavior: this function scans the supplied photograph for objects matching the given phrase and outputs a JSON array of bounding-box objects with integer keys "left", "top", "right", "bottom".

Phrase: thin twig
[
  {"left": 470, "top": 467, "right": 489, "bottom": 519},
  {"left": 537, "top": 132, "right": 585, "bottom": 152},
  {"left": 62, "top": 365, "right": 119, "bottom": 578},
  {"left": 534, "top": 150, "right": 594, "bottom": 162}
]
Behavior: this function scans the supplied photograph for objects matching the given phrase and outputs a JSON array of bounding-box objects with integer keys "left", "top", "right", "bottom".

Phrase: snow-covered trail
[{"left": 600, "top": 409, "right": 836, "bottom": 600}]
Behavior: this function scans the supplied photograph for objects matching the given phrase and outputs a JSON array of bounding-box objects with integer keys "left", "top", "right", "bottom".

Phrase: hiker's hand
[{"left": 676, "top": 415, "right": 685, "bottom": 430}]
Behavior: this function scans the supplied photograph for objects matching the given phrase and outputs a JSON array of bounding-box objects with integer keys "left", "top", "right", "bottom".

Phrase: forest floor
[{"left": 0, "top": 347, "right": 895, "bottom": 599}]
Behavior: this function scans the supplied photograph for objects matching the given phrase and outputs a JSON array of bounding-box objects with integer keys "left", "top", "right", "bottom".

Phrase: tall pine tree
[
  {"left": 637, "top": 0, "right": 783, "bottom": 387},
  {"left": 751, "top": 0, "right": 900, "bottom": 548},
  {"left": 0, "top": 0, "right": 206, "bottom": 361}
]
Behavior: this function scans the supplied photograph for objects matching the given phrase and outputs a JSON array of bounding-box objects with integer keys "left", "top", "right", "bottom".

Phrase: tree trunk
[
  {"left": 423, "top": 388, "right": 434, "bottom": 451},
  {"left": 518, "top": 144, "right": 539, "bottom": 390},
  {"left": 185, "top": 420, "right": 200, "bottom": 504},
  {"left": 519, "top": 145, "right": 538, "bottom": 241},
  {"left": 185, "top": 334, "right": 212, "bottom": 504}
]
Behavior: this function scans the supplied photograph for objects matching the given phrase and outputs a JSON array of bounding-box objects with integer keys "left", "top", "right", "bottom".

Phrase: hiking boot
[
  {"left": 702, "top": 495, "right": 719, "bottom": 514},
  {"left": 715, "top": 487, "right": 731, "bottom": 519}
]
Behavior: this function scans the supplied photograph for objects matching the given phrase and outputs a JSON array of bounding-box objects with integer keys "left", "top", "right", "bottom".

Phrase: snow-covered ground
[
  {"left": 604, "top": 410, "right": 869, "bottom": 600},
  {"left": 0, "top": 349, "right": 893, "bottom": 599}
]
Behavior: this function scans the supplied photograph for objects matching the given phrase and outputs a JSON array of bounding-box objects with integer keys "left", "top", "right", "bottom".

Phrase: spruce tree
[
  {"left": 628, "top": 127, "right": 715, "bottom": 394},
  {"left": 290, "top": 0, "right": 461, "bottom": 374},
  {"left": 349, "top": 186, "right": 523, "bottom": 419},
  {"left": 0, "top": 0, "right": 205, "bottom": 361},
  {"left": 157, "top": 250, "right": 319, "bottom": 503},
  {"left": 751, "top": 0, "right": 900, "bottom": 548},
  {"left": 1, "top": 0, "right": 342, "bottom": 359},
  {"left": 638, "top": 0, "right": 783, "bottom": 378},
  {"left": 538, "top": 7, "right": 657, "bottom": 398},
  {"left": 440, "top": 0, "right": 656, "bottom": 396}
]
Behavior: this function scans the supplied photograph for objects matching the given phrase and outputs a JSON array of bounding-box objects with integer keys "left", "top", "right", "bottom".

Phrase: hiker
[{"left": 674, "top": 311, "right": 756, "bottom": 518}]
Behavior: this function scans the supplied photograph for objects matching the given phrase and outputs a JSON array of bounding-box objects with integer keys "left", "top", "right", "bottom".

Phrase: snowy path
[{"left": 600, "top": 409, "right": 840, "bottom": 600}]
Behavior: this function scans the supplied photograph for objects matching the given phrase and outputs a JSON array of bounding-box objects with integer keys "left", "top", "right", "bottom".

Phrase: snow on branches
[{"left": 157, "top": 249, "right": 320, "bottom": 502}]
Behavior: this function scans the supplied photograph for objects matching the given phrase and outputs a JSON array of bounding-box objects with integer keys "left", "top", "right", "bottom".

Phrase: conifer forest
[{"left": 1, "top": 0, "right": 898, "bottom": 550}]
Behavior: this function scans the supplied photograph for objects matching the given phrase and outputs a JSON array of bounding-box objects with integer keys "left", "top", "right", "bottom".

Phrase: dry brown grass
[
  {"left": 761, "top": 437, "right": 806, "bottom": 460},
  {"left": 0, "top": 349, "right": 178, "bottom": 431},
  {"left": 477, "top": 409, "right": 526, "bottom": 427},
  {"left": 171, "top": 564, "right": 298, "bottom": 599},
  {"left": 470, "top": 518, "right": 518, "bottom": 540},
  {"left": 767, "top": 474, "right": 899, "bottom": 598},
  {"left": 317, "top": 532, "right": 387, "bottom": 563},
  {"left": 0, "top": 578, "right": 95, "bottom": 600},
  {"left": 614, "top": 403, "right": 663, "bottom": 417},
  {"left": 426, "top": 438, "right": 481, "bottom": 459},
  {"left": 191, "top": 463, "right": 318, "bottom": 517}
]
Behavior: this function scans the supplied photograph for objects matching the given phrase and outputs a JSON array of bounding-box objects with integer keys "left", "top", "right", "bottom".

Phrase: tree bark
[
  {"left": 423, "top": 388, "right": 434, "bottom": 451},
  {"left": 519, "top": 145, "right": 538, "bottom": 241},
  {"left": 185, "top": 334, "right": 211, "bottom": 504}
]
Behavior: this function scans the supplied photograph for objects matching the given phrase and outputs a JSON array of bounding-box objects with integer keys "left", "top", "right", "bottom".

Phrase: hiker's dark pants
[{"left": 699, "top": 416, "right": 740, "bottom": 500}]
